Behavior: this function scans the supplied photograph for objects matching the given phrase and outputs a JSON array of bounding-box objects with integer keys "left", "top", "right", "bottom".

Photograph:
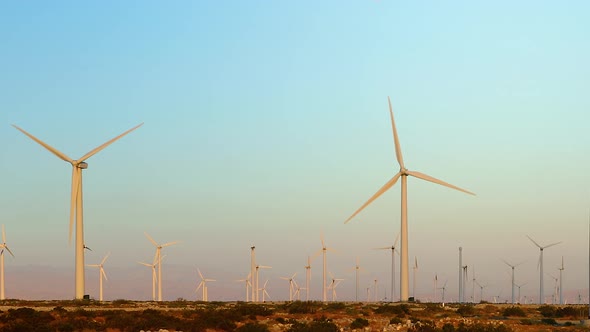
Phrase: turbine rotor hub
[
  {"left": 77, "top": 162, "right": 88, "bottom": 169},
  {"left": 400, "top": 167, "right": 408, "bottom": 175}
]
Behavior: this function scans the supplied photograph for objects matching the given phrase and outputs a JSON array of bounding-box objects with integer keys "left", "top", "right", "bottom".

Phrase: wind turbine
[
  {"left": 236, "top": 273, "right": 251, "bottom": 302},
  {"left": 433, "top": 274, "right": 438, "bottom": 303},
  {"left": 462, "top": 265, "right": 468, "bottom": 303},
  {"left": 527, "top": 235, "right": 561, "bottom": 304},
  {"left": 438, "top": 280, "right": 448, "bottom": 304},
  {"left": 328, "top": 272, "right": 344, "bottom": 301},
  {"left": 13, "top": 123, "right": 143, "bottom": 299},
  {"left": 138, "top": 253, "right": 160, "bottom": 301},
  {"left": 196, "top": 268, "right": 215, "bottom": 301},
  {"left": 366, "top": 284, "right": 371, "bottom": 302},
  {"left": 375, "top": 232, "right": 399, "bottom": 302},
  {"left": 145, "top": 232, "right": 179, "bottom": 301},
  {"left": 250, "top": 246, "right": 256, "bottom": 302},
  {"left": 502, "top": 259, "right": 524, "bottom": 304},
  {"left": 373, "top": 279, "right": 379, "bottom": 302},
  {"left": 87, "top": 252, "right": 110, "bottom": 301},
  {"left": 304, "top": 256, "right": 311, "bottom": 301},
  {"left": 351, "top": 257, "right": 363, "bottom": 302},
  {"left": 475, "top": 281, "right": 487, "bottom": 303},
  {"left": 260, "top": 280, "right": 270, "bottom": 302},
  {"left": 558, "top": 257, "right": 565, "bottom": 305},
  {"left": 546, "top": 273, "right": 559, "bottom": 304},
  {"left": 0, "top": 225, "right": 15, "bottom": 300},
  {"left": 315, "top": 232, "right": 335, "bottom": 302},
  {"left": 514, "top": 281, "right": 527, "bottom": 304},
  {"left": 255, "top": 264, "right": 271, "bottom": 302},
  {"left": 344, "top": 97, "right": 475, "bottom": 302},
  {"left": 280, "top": 273, "right": 297, "bottom": 302},
  {"left": 412, "top": 257, "right": 418, "bottom": 300}
]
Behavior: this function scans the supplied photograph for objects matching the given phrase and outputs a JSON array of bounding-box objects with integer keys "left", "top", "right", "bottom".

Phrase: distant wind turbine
[
  {"left": 13, "top": 123, "right": 143, "bottom": 299},
  {"left": 527, "top": 235, "right": 561, "bottom": 304},
  {"left": 145, "top": 232, "right": 179, "bottom": 301},
  {"left": 438, "top": 280, "right": 448, "bottom": 304},
  {"left": 304, "top": 256, "right": 311, "bottom": 301},
  {"left": 280, "top": 273, "right": 297, "bottom": 302},
  {"left": 514, "top": 281, "right": 527, "bottom": 304},
  {"left": 558, "top": 257, "right": 565, "bottom": 305},
  {"left": 196, "top": 268, "right": 215, "bottom": 301},
  {"left": 260, "top": 280, "right": 271, "bottom": 302},
  {"left": 236, "top": 273, "right": 251, "bottom": 302},
  {"left": 375, "top": 232, "right": 399, "bottom": 302},
  {"left": 138, "top": 253, "right": 160, "bottom": 301},
  {"left": 255, "top": 264, "right": 271, "bottom": 302},
  {"left": 87, "top": 252, "right": 110, "bottom": 301},
  {"left": 502, "top": 259, "right": 524, "bottom": 304},
  {"left": 250, "top": 246, "right": 256, "bottom": 302},
  {"left": 315, "top": 232, "right": 335, "bottom": 302},
  {"left": 352, "top": 257, "right": 363, "bottom": 302},
  {"left": 413, "top": 257, "right": 418, "bottom": 300},
  {"left": 0, "top": 225, "right": 15, "bottom": 300},
  {"left": 344, "top": 97, "right": 475, "bottom": 301},
  {"left": 328, "top": 272, "right": 344, "bottom": 301}
]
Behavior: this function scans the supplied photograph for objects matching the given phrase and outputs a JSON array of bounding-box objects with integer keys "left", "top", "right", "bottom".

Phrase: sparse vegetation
[
  {"left": 350, "top": 317, "right": 369, "bottom": 329},
  {"left": 502, "top": 306, "right": 526, "bottom": 317}
]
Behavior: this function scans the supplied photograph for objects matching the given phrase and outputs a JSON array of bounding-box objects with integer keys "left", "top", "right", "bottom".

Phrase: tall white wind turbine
[
  {"left": 138, "top": 253, "right": 159, "bottom": 301},
  {"left": 196, "top": 268, "right": 215, "bottom": 301},
  {"left": 502, "top": 259, "right": 524, "bottom": 304},
  {"left": 280, "top": 273, "right": 297, "bottom": 301},
  {"left": 13, "top": 123, "right": 143, "bottom": 299},
  {"left": 304, "top": 256, "right": 311, "bottom": 301},
  {"left": 315, "top": 232, "right": 335, "bottom": 302},
  {"left": 250, "top": 246, "right": 256, "bottom": 302},
  {"left": 527, "top": 235, "right": 561, "bottom": 304},
  {"left": 344, "top": 98, "right": 475, "bottom": 301},
  {"left": 0, "top": 225, "right": 15, "bottom": 300},
  {"left": 558, "top": 257, "right": 564, "bottom": 305},
  {"left": 236, "top": 273, "right": 251, "bottom": 302},
  {"left": 375, "top": 232, "right": 399, "bottom": 302},
  {"left": 87, "top": 252, "right": 110, "bottom": 301},
  {"left": 255, "top": 264, "right": 271, "bottom": 302},
  {"left": 145, "top": 232, "right": 179, "bottom": 301}
]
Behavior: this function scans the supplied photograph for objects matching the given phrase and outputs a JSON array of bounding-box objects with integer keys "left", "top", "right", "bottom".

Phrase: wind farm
[{"left": 1, "top": 1, "right": 589, "bottom": 331}]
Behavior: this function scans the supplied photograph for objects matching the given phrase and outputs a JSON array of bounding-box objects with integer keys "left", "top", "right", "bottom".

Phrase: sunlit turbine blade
[
  {"left": 69, "top": 169, "right": 79, "bottom": 244},
  {"left": 259, "top": 265, "right": 272, "bottom": 269},
  {"left": 144, "top": 232, "right": 158, "bottom": 247},
  {"left": 198, "top": 268, "right": 204, "bottom": 280},
  {"left": 320, "top": 232, "right": 325, "bottom": 249},
  {"left": 87, "top": 264, "right": 100, "bottom": 267},
  {"left": 101, "top": 268, "right": 108, "bottom": 281},
  {"left": 407, "top": 170, "right": 475, "bottom": 196},
  {"left": 1, "top": 224, "right": 5, "bottom": 243},
  {"left": 543, "top": 241, "right": 562, "bottom": 249},
  {"left": 101, "top": 252, "right": 111, "bottom": 265},
  {"left": 387, "top": 96, "right": 405, "bottom": 169},
  {"left": 373, "top": 246, "right": 392, "bottom": 250},
  {"left": 138, "top": 262, "right": 151, "bottom": 267},
  {"left": 393, "top": 232, "right": 400, "bottom": 248},
  {"left": 196, "top": 281, "right": 203, "bottom": 292},
  {"left": 161, "top": 241, "right": 180, "bottom": 247},
  {"left": 344, "top": 172, "right": 402, "bottom": 224},
  {"left": 12, "top": 125, "right": 74, "bottom": 163},
  {"left": 526, "top": 235, "right": 542, "bottom": 248},
  {"left": 78, "top": 123, "right": 144, "bottom": 162},
  {"left": 205, "top": 279, "right": 216, "bottom": 282}
]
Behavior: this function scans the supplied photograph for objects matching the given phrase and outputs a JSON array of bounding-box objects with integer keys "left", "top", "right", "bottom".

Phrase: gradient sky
[{"left": 1, "top": 1, "right": 589, "bottom": 303}]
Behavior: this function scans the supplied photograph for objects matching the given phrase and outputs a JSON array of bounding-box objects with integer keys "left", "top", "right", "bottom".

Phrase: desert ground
[{"left": 1, "top": 300, "right": 590, "bottom": 332}]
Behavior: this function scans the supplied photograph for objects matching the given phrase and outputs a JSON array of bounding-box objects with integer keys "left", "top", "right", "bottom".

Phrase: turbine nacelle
[{"left": 76, "top": 162, "right": 88, "bottom": 169}]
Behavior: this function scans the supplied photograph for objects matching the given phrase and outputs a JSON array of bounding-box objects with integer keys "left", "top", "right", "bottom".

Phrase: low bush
[
  {"left": 350, "top": 317, "right": 369, "bottom": 329},
  {"left": 502, "top": 306, "right": 526, "bottom": 317}
]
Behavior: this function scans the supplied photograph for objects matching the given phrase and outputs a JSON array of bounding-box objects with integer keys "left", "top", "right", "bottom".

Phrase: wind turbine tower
[
  {"left": 87, "top": 252, "right": 110, "bottom": 301},
  {"left": 502, "top": 259, "right": 523, "bottom": 304},
  {"left": 250, "top": 246, "right": 256, "bottom": 302},
  {"left": 304, "top": 256, "right": 311, "bottom": 301},
  {"left": 13, "top": 123, "right": 143, "bottom": 299},
  {"left": 559, "top": 257, "right": 564, "bottom": 305},
  {"left": 458, "top": 247, "right": 463, "bottom": 303},
  {"left": 527, "top": 235, "right": 561, "bottom": 304},
  {"left": 344, "top": 97, "right": 475, "bottom": 302},
  {"left": 375, "top": 233, "right": 399, "bottom": 302},
  {"left": 0, "top": 225, "right": 15, "bottom": 300},
  {"left": 145, "top": 232, "right": 179, "bottom": 301},
  {"left": 412, "top": 257, "right": 418, "bottom": 300}
]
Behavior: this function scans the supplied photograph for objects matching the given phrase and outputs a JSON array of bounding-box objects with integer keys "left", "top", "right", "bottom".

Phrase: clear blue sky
[{"left": 0, "top": 1, "right": 589, "bottom": 302}]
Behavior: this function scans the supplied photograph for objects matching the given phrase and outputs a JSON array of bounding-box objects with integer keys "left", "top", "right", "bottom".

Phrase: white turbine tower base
[
  {"left": 344, "top": 97, "right": 475, "bottom": 302},
  {"left": 0, "top": 225, "right": 15, "bottom": 300},
  {"left": 13, "top": 123, "right": 143, "bottom": 299}
]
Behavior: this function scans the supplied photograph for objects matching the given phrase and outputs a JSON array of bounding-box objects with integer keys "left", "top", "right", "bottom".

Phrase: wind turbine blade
[
  {"left": 406, "top": 170, "right": 475, "bottom": 196},
  {"left": 12, "top": 125, "right": 74, "bottom": 163},
  {"left": 101, "top": 268, "right": 108, "bottom": 281},
  {"left": 198, "top": 268, "right": 204, "bottom": 280},
  {"left": 393, "top": 232, "right": 400, "bottom": 248},
  {"left": 542, "top": 241, "right": 562, "bottom": 249},
  {"left": 373, "top": 246, "right": 392, "bottom": 250},
  {"left": 344, "top": 172, "right": 402, "bottom": 224},
  {"left": 1, "top": 225, "right": 5, "bottom": 243},
  {"left": 101, "top": 252, "right": 111, "bottom": 265},
  {"left": 144, "top": 232, "right": 158, "bottom": 247},
  {"left": 87, "top": 264, "right": 100, "bottom": 267},
  {"left": 526, "top": 235, "right": 542, "bottom": 248},
  {"left": 138, "top": 262, "right": 151, "bottom": 267},
  {"left": 5, "top": 246, "right": 15, "bottom": 258},
  {"left": 196, "top": 281, "right": 203, "bottom": 292},
  {"left": 320, "top": 232, "right": 325, "bottom": 249},
  {"left": 161, "top": 241, "right": 180, "bottom": 247},
  {"left": 537, "top": 254, "right": 541, "bottom": 270},
  {"left": 259, "top": 265, "right": 272, "bottom": 269},
  {"left": 69, "top": 169, "right": 79, "bottom": 244},
  {"left": 78, "top": 123, "right": 144, "bottom": 162},
  {"left": 387, "top": 96, "right": 405, "bottom": 169},
  {"left": 501, "top": 259, "right": 512, "bottom": 267}
]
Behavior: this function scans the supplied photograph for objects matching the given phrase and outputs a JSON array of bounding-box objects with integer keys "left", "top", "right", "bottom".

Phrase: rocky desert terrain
[{"left": 1, "top": 299, "right": 589, "bottom": 332}]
